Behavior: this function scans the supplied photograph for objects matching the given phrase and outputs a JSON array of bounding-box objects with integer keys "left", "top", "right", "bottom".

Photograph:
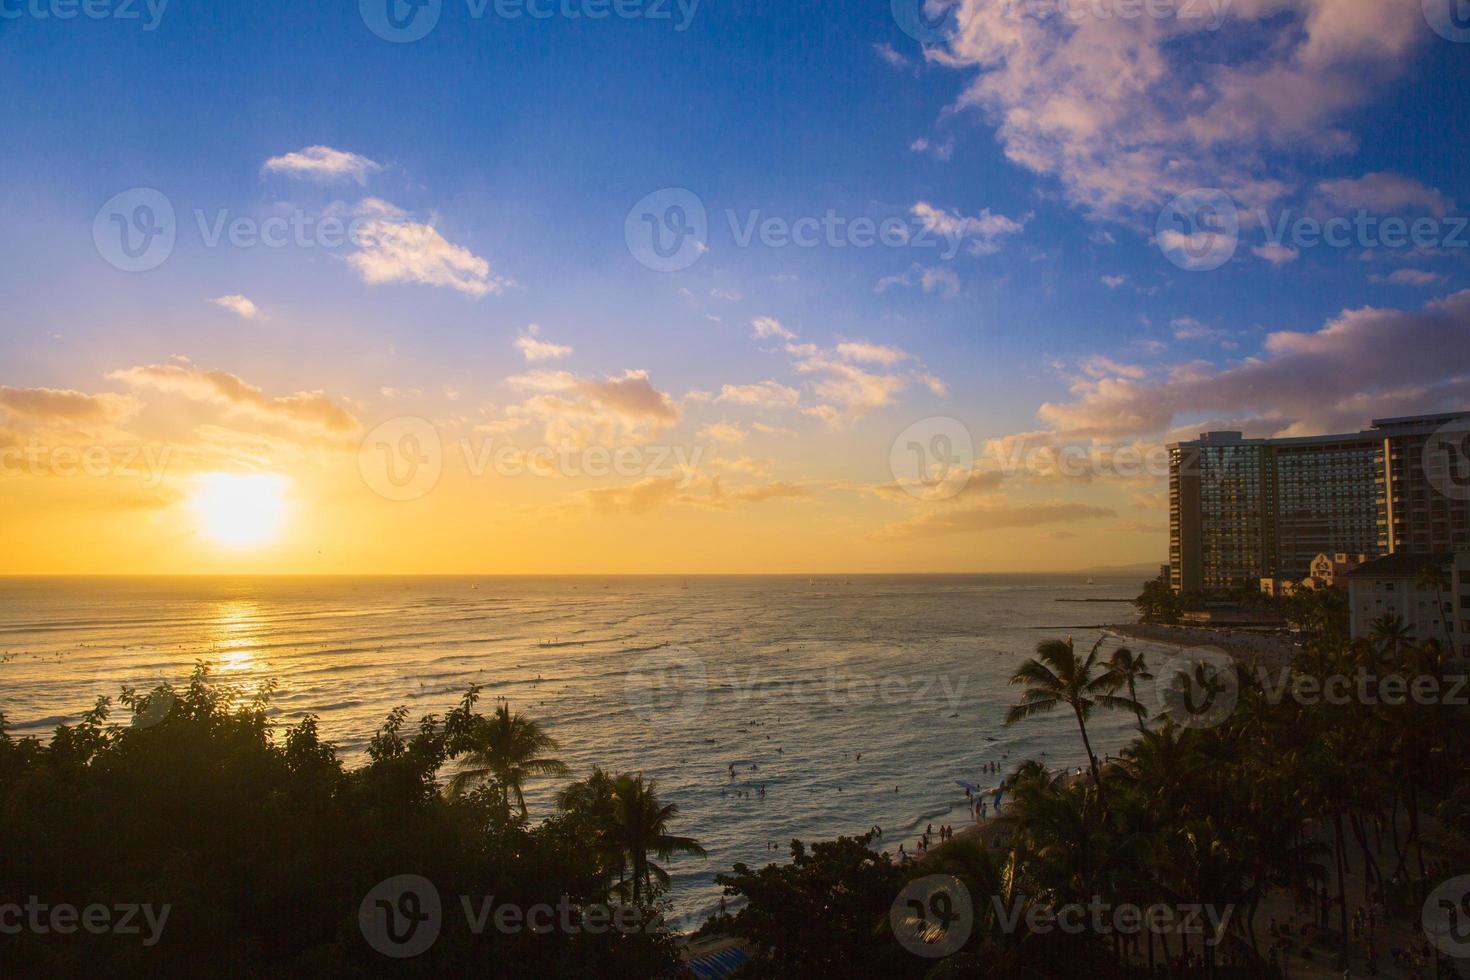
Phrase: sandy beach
[{"left": 1106, "top": 621, "right": 1298, "bottom": 668}]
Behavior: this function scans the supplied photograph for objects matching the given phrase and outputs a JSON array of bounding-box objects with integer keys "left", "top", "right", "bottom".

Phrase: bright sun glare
[{"left": 189, "top": 474, "right": 289, "bottom": 549}]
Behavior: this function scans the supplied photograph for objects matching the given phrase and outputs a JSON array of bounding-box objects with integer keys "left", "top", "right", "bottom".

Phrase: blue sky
[{"left": 3, "top": 0, "right": 1470, "bottom": 572}]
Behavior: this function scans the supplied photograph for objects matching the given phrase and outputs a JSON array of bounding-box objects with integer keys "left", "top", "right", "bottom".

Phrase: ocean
[{"left": 0, "top": 574, "right": 1167, "bottom": 928}]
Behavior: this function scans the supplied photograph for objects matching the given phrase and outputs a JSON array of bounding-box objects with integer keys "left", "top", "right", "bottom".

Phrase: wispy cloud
[
  {"left": 877, "top": 502, "right": 1117, "bottom": 540},
  {"left": 751, "top": 316, "right": 796, "bottom": 341},
  {"left": 1032, "top": 290, "right": 1470, "bottom": 440},
  {"left": 207, "top": 294, "right": 263, "bottom": 320},
  {"left": 347, "top": 201, "right": 507, "bottom": 298},
  {"left": 717, "top": 380, "right": 802, "bottom": 410},
  {"left": 934, "top": 0, "right": 1424, "bottom": 218},
  {"left": 1370, "top": 268, "right": 1444, "bottom": 287},
  {"left": 875, "top": 263, "right": 960, "bottom": 298},
  {"left": 108, "top": 363, "right": 360, "bottom": 436},
  {"left": 910, "top": 202, "right": 1024, "bottom": 255},
  {"left": 514, "top": 324, "right": 573, "bottom": 362},
  {"left": 262, "top": 145, "right": 380, "bottom": 184},
  {"left": 1315, "top": 172, "right": 1453, "bottom": 218},
  {"left": 502, "top": 369, "right": 680, "bottom": 445}
]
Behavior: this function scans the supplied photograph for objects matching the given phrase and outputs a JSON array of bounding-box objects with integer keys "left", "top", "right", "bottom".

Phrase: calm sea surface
[{"left": 0, "top": 574, "right": 1171, "bottom": 927}]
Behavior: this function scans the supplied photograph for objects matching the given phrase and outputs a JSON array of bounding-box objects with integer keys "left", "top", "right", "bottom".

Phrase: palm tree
[
  {"left": 1417, "top": 562, "right": 1453, "bottom": 648},
  {"left": 449, "top": 703, "right": 569, "bottom": 821},
  {"left": 557, "top": 766, "right": 627, "bottom": 895},
  {"left": 605, "top": 773, "right": 707, "bottom": 905},
  {"left": 1005, "top": 636, "right": 1140, "bottom": 805},
  {"left": 1107, "top": 646, "right": 1153, "bottom": 735},
  {"left": 1368, "top": 612, "right": 1414, "bottom": 670}
]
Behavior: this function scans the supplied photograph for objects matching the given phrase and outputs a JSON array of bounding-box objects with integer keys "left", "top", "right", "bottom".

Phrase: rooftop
[
  {"left": 1344, "top": 553, "right": 1454, "bottom": 578},
  {"left": 1169, "top": 410, "right": 1470, "bottom": 450}
]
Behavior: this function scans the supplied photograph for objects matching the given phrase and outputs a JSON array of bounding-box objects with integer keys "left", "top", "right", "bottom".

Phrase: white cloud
[
  {"left": 910, "top": 136, "right": 955, "bottom": 161},
  {"left": 347, "top": 204, "right": 507, "bottom": 298},
  {"left": 1080, "top": 355, "right": 1146, "bottom": 380},
  {"left": 108, "top": 363, "right": 359, "bottom": 437},
  {"left": 1101, "top": 275, "right": 1125, "bottom": 289},
  {"left": 751, "top": 316, "right": 796, "bottom": 341},
  {"left": 934, "top": 0, "right": 1424, "bottom": 218},
  {"left": 1031, "top": 290, "right": 1470, "bottom": 440},
  {"left": 1370, "top": 268, "right": 1444, "bottom": 287},
  {"left": 262, "top": 145, "right": 380, "bottom": 184},
  {"left": 1252, "top": 242, "right": 1300, "bottom": 266},
  {"left": 698, "top": 421, "right": 747, "bottom": 445},
  {"left": 790, "top": 347, "right": 924, "bottom": 425},
  {"left": 877, "top": 502, "right": 1117, "bottom": 540},
  {"left": 1170, "top": 317, "right": 1238, "bottom": 348},
  {"left": 876, "top": 263, "right": 961, "bottom": 298},
  {"left": 835, "top": 341, "right": 912, "bottom": 366},
  {"left": 874, "top": 42, "right": 911, "bottom": 69},
  {"left": 207, "top": 294, "right": 262, "bottom": 320},
  {"left": 1316, "top": 172, "right": 1453, "bottom": 218},
  {"left": 911, "top": 202, "right": 1025, "bottom": 255},
  {"left": 717, "top": 380, "right": 801, "bottom": 410},
  {"left": 514, "top": 324, "right": 573, "bottom": 362},
  {"left": 502, "top": 369, "right": 680, "bottom": 445},
  {"left": 0, "top": 386, "right": 138, "bottom": 426}
]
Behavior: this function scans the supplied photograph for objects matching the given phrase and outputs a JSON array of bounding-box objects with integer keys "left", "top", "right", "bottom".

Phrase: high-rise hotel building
[{"left": 1168, "top": 413, "right": 1470, "bottom": 593}]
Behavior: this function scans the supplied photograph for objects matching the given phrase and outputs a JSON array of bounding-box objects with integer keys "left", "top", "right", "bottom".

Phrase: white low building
[{"left": 1346, "top": 553, "right": 1470, "bottom": 658}]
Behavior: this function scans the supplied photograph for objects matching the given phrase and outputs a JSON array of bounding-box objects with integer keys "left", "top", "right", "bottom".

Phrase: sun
[{"left": 189, "top": 474, "right": 289, "bottom": 549}]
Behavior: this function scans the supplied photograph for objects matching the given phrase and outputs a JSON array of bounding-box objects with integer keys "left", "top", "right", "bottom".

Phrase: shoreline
[{"left": 1104, "top": 620, "right": 1298, "bottom": 667}]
